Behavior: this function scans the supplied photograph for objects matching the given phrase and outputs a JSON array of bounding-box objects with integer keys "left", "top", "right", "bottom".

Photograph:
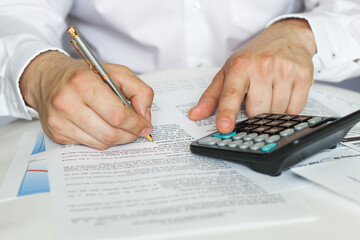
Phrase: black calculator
[{"left": 190, "top": 110, "right": 360, "bottom": 176}]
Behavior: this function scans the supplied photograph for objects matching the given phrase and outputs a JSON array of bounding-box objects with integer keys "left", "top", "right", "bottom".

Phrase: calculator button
[
  {"left": 265, "top": 120, "right": 284, "bottom": 126},
  {"left": 243, "top": 133, "right": 258, "bottom": 141},
  {"left": 280, "top": 128, "right": 295, "bottom": 137},
  {"left": 213, "top": 131, "right": 236, "bottom": 139},
  {"left": 198, "top": 137, "right": 222, "bottom": 145},
  {"left": 217, "top": 139, "right": 233, "bottom": 147},
  {"left": 293, "top": 116, "right": 311, "bottom": 122},
  {"left": 228, "top": 139, "right": 243, "bottom": 148},
  {"left": 233, "top": 132, "right": 247, "bottom": 140},
  {"left": 279, "top": 121, "right": 297, "bottom": 128},
  {"left": 279, "top": 115, "right": 297, "bottom": 120},
  {"left": 254, "top": 134, "right": 269, "bottom": 142},
  {"left": 244, "top": 118, "right": 259, "bottom": 124},
  {"left": 261, "top": 143, "right": 277, "bottom": 152},
  {"left": 264, "top": 127, "right": 284, "bottom": 135},
  {"left": 250, "top": 142, "right": 265, "bottom": 150},
  {"left": 252, "top": 126, "right": 271, "bottom": 134},
  {"left": 240, "top": 125, "right": 258, "bottom": 132},
  {"left": 265, "top": 135, "right": 280, "bottom": 143},
  {"left": 238, "top": 141, "right": 254, "bottom": 149},
  {"left": 267, "top": 114, "right": 284, "bottom": 120},
  {"left": 308, "top": 116, "right": 322, "bottom": 125},
  {"left": 253, "top": 119, "right": 272, "bottom": 125},
  {"left": 254, "top": 113, "right": 272, "bottom": 119},
  {"left": 294, "top": 122, "right": 309, "bottom": 131}
]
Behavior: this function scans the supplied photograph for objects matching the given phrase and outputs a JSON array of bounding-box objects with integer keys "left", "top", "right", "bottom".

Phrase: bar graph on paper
[{"left": 17, "top": 132, "right": 50, "bottom": 197}]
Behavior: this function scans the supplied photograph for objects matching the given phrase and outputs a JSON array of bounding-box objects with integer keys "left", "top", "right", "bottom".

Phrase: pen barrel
[
  {"left": 73, "top": 34, "right": 133, "bottom": 109},
  {"left": 104, "top": 77, "right": 134, "bottom": 110},
  {"left": 75, "top": 35, "right": 108, "bottom": 77},
  {"left": 69, "top": 26, "right": 135, "bottom": 112}
]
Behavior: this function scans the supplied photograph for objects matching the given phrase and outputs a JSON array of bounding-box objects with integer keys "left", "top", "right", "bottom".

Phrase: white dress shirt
[{"left": 0, "top": 0, "right": 360, "bottom": 120}]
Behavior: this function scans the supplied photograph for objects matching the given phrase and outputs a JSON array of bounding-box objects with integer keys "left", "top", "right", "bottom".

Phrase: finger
[
  {"left": 43, "top": 111, "right": 114, "bottom": 150},
  {"left": 107, "top": 65, "right": 154, "bottom": 119},
  {"left": 270, "top": 78, "right": 294, "bottom": 114},
  {"left": 216, "top": 68, "right": 249, "bottom": 133},
  {"left": 244, "top": 74, "right": 273, "bottom": 118},
  {"left": 50, "top": 85, "right": 142, "bottom": 147},
  {"left": 80, "top": 78, "right": 152, "bottom": 136},
  {"left": 41, "top": 119, "right": 78, "bottom": 145},
  {"left": 69, "top": 103, "right": 140, "bottom": 146},
  {"left": 286, "top": 76, "right": 313, "bottom": 114},
  {"left": 188, "top": 69, "right": 225, "bottom": 121}
]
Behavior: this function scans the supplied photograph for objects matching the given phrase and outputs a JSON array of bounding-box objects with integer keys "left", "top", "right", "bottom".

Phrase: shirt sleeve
[
  {"left": 0, "top": 0, "right": 73, "bottom": 120},
  {"left": 267, "top": 0, "right": 360, "bottom": 82}
]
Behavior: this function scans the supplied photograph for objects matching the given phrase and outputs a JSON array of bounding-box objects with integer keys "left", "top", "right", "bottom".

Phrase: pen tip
[{"left": 146, "top": 135, "right": 153, "bottom": 142}]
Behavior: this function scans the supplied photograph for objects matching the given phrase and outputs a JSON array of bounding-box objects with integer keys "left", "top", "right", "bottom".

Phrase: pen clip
[{"left": 70, "top": 39, "right": 99, "bottom": 74}]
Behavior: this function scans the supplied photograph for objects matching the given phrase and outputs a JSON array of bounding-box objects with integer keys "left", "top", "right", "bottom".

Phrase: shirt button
[{"left": 192, "top": 2, "right": 201, "bottom": 10}]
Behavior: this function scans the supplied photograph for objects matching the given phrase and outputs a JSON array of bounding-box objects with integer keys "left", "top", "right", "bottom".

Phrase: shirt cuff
[
  {"left": 267, "top": 13, "right": 360, "bottom": 82},
  {"left": 6, "top": 40, "right": 69, "bottom": 120}
]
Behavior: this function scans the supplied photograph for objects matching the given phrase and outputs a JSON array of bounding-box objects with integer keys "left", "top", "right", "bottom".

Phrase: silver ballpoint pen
[{"left": 67, "top": 25, "right": 153, "bottom": 142}]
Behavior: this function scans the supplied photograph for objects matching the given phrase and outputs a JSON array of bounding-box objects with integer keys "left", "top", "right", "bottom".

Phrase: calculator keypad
[{"left": 198, "top": 113, "right": 324, "bottom": 153}]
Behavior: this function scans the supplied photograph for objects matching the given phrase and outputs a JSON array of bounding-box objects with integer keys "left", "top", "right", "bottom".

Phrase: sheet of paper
[
  {"left": 341, "top": 123, "right": 360, "bottom": 152},
  {"left": 292, "top": 156, "right": 360, "bottom": 204},
  {"left": 292, "top": 144, "right": 360, "bottom": 169},
  {"left": 46, "top": 68, "right": 325, "bottom": 239},
  {"left": 0, "top": 129, "right": 49, "bottom": 202},
  {"left": 46, "top": 105, "right": 315, "bottom": 240}
]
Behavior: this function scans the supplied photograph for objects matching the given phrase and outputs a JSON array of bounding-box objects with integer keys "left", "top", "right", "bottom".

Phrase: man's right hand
[{"left": 20, "top": 51, "right": 154, "bottom": 150}]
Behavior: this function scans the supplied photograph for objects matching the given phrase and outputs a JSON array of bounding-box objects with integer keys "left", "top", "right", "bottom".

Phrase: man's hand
[
  {"left": 189, "top": 19, "right": 317, "bottom": 133},
  {"left": 20, "top": 51, "right": 154, "bottom": 150}
]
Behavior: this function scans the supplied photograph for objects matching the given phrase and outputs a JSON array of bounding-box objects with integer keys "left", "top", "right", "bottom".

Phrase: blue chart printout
[
  {"left": 0, "top": 130, "right": 50, "bottom": 201},
  {"left": 17, "top": 132, "right": 50, "bottom": 197}
]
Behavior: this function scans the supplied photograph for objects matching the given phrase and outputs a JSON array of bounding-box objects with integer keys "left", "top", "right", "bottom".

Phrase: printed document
[
  {"left": 292, "top": 155, "right": 360, "bottom": 204},
  {"left": 45, "top": 68, "right": 320, "bottom": 240}
]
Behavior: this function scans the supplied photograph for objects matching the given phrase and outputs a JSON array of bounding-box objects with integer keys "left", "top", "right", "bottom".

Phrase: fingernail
[
  {"left": 145, "top": 108, "right": 151, "bottom": 122},
  {"left": 140, "top": 127, "right": 152, "bottom": 136},
  {"left": 219, "top": 118, "right": 231, "bottom": 130}
]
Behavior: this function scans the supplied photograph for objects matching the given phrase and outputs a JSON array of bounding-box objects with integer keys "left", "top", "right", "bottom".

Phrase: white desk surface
[{"left": 1, "top": 68, "right": 360, "bottom": 240}]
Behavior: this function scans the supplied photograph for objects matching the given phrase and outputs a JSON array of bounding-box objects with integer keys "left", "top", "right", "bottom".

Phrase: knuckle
[
  {"left": 255, "top": 55, "right": 274, "bottom": 76},
  {"left": 202, "top": 88, "right": 217, "bottom": 100},
  {"left": 222, "top": 87, "right": 240, "bottom": 98},
  {"left": 51, "top": 92, "right": 71, "bottom": 114},
  {"left": 51, "top": 134, "right": 70, "bottom": 145},
  {"left": 230, "top": 55, "right": 251, "bottom": 70},
  {"left": 278, "top": 59, "right": 296, "bottom": 79},
  {"left": 147, "top": 87, "right": 155, "bottom": 98},
  {"left": 46, "top": 115, "right": 63, "bottom": 132},
  {"left": 299, "top": 67, "right": 313, "bottom": 82},
  {"left": 297, "top": 67, "right": 313, "bottom": 85},
  {"left": 142, "top": 86, "right": 154, "bottom": 100},
  {"left": 69, "top": 70, "right": 88, "bottom": 90},
  {"left": 108, "top": 110, "right": 126, "bottom": 127},
  {"left": 100, "top": 131, "right": 119, "bottom": 146},
  {"left": 119, "top": 134, "right": 138, "bottom": 144}
]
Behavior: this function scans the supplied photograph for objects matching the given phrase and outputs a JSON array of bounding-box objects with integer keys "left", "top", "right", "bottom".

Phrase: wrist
[
  {"left": 269, "top": 18, "right": 317, "bottom": 57},
  {"left": 19, "top": 51, "right": 70, "bottom": 110}
]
